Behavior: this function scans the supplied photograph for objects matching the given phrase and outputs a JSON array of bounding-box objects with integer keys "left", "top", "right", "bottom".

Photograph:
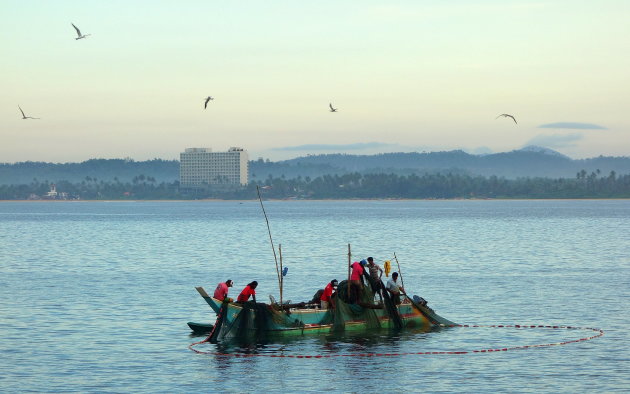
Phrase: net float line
[{"left": 188, "top": 323, "right": 604, "bottom": 358}]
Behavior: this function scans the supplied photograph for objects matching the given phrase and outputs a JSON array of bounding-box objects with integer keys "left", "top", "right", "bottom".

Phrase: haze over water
[{"left": 1, "top": 200, "right": 628, "bottom": 392}]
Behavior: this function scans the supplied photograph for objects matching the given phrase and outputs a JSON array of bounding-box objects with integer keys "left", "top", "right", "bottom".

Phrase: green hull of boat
[{"left": 191, "top": 286, "right": 455, "bottom": 340}]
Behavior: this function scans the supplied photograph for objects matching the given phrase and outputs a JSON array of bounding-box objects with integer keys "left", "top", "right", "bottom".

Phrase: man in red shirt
[
  {"left": 349, "top": 260, "right": 366, "bottom": 303},
  {"left": 213, "top": 279, "right": 233, "bottom": 302},
  {"left": 320, "top": 279, "right": 338, "bottom": 309},
  {"left": 237, "top": 281, "right": 258, "bottom": 303}
]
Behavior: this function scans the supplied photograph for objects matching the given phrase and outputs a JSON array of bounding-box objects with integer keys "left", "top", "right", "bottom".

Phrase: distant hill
[
  {"left": 1, "top": 148, "right": 629, "bottom": 185},
  {"left": 251, "top": 146, "right": 630, "bottom": 180}
]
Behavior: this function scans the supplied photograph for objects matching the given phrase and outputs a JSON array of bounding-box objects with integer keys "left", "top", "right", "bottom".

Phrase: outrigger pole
[{"left": 256, "top": 185, "right": 282, "bottom": 305}]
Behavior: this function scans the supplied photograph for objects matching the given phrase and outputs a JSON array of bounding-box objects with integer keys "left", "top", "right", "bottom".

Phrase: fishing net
[
  {"left": 331, "top": 279, "right": 381, "bottom": 332},
  {"left": 363, "top": 273, "right": 403, "bottom": 329},
  {"left": 209, "top": 301, "right": 298, "bottom": 343}
]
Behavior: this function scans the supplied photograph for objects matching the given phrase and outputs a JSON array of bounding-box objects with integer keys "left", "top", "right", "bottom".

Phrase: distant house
[
  {"left": 42, "top": 184, "right": 69, "bottom": 200},
  {"left": 45, "top": 184, "right": 58, "bottom": 199}
]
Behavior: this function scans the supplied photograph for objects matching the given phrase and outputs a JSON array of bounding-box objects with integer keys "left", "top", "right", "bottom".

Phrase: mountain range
[
  {"left": 1, "top": 146, "right": 629, "bottom": 185},
  {"left": 250, "top": 146, "right": 630, "bottom": 180}
]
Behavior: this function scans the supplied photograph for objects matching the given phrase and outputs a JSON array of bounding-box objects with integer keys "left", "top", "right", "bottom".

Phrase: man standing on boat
[
  {"left": 320, "top": 279, "right": 338, "bottom": 309},
  {"left": 366, "top": 257, "right": 385, "bottom": 303},
  {"left": 386, "top": 272, "right": 405, "bottom": 305},
  {"left": 349, "top": 260, "right": 366, "bottom": 303},
  {"left": 213, "top": 279, "right": 233, "bottom": 302},
  {"left": 237, "top": 281, "right": 258, "bottom": 303}
]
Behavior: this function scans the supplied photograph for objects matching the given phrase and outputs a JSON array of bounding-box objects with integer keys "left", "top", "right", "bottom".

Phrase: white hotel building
[{"left": 179, "top": 147, "right": 249, "bottom": 188}]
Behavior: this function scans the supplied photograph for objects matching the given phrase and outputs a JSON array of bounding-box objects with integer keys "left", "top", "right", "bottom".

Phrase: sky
[{"left": 1, "top": 0, "right": 629, "bottom": 163}]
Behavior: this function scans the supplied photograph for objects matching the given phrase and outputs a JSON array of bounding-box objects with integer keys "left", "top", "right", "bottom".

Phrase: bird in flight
[
  {"left": 72, "top": 23, "right": 91, "bottom": 40},
  {"left": 204, "top": 96, "right": 214, "bottom": 109},
  {"left": 19, "top": 105, "right": 40, "bottom": 119},
  {"left": 329, "top": 103, "right": 338, "bottom": 112},
  {"left": 496, "top": 113, "right": 517, "bottom": 124}
]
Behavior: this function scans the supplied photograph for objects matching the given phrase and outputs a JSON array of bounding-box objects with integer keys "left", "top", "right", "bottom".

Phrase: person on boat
[
  {"left": 366, "top": 257, "right": 384, "bottom": 302},
  {"left": 349, "top": 260, "right": 366, "bottom": 303},
  {"left": 320, "top": 279, "right": 338, "bottom": 309},
  {"left": 213, "top": 279, "right": 234, "bottom": 302},
  {"left": 386, "top": 272, "right": 405, "bottom": 305},
  {"left": 310, "top": 288, "right": 324, "bottom": 307},
  {"left": 237, "top": 281, "right": 258, "bottom": 303}
]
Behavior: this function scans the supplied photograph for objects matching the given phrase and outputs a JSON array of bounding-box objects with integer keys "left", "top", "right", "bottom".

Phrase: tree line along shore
[{"left": 1, "top": 170, "right": 629, "bottom": 200}]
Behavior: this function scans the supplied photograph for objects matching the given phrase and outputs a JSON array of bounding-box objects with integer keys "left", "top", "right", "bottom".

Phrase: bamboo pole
[
  {"left": 256, "top": 185, "right": 281, "bottom": 297},
  {"left": 393, "top": 252, "right": 405, "bottom": 291},
  {"left": 347, "top": 243, "right": 351, "bottom": 283},
  {"left": 279, "top": 243, "right": 283, "bottom": 306}
]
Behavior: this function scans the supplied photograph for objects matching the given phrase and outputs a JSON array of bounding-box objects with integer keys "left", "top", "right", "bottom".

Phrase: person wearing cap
[
  {"left": 237, "top": 281, "right": 258, "bottom": 303},
  {"left": 349, "top": 260, "right": 366, "bottom": 303},
  {"left": 386, "top": 272, "right": 405, "bottom": 305},
  {"left": 213, "top": 279, "right": 234, "bottom": 302},
  {"left": 320, "top": 279, "right": 338, "bottom": 309}
]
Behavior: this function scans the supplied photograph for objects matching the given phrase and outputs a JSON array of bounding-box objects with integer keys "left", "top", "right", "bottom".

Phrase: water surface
[{"left": 1, "top": 200, "right": 628, "bottom": 392}]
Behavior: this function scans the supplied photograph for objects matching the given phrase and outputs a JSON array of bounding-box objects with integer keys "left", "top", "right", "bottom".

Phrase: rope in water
[
  {"left": 188, "top": 323, "right": 604, "bottom": 357},
  {"left": 189, "top": 307, "right": 225, "bottom": 348}
]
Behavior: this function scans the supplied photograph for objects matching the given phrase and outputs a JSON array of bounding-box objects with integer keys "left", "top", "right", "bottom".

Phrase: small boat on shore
[{"left": 191, "top": 280, "right": 455, "bottom": 342}]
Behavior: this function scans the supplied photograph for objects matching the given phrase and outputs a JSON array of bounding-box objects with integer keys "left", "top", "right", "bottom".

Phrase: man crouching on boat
[
  {"left": 237, "top": 281, "right": 258, "bottom": 303},
  {"left": 213, "top": 279, "right": 233, "bottom": 302},
  {"left": 320, "top": 279, "right": 338, "bottom": 309}
]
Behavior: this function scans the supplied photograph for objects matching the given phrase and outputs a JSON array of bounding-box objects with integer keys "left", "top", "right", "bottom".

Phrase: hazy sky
[{"left": 2, "top": 0, "right": 629, "bottom": 162}]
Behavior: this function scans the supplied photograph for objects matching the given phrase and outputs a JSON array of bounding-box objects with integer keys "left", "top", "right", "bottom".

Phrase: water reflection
[{"left": 195, "top": 325, "right": 438, "bottom": 358}]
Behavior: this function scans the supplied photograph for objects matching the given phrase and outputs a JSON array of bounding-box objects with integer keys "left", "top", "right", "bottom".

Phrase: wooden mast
[
  {"left": 347, "top": 243, "right": 351, "bottom": 283},
  {"left": 279, "top": 243, "right": 283, "bottom": 306}
]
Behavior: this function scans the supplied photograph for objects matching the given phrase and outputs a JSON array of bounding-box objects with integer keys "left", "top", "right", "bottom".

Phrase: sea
[{"left": 0, "top": 200, "right": 628, "bottom": 393}]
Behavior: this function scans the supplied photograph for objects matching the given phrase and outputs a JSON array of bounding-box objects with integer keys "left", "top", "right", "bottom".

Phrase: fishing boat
[
  {"left": 190, "top": 280, "right": 455, "bottom": 342},
  {"left": 188, "top": 188, "right": 454, "bottom": 342}
]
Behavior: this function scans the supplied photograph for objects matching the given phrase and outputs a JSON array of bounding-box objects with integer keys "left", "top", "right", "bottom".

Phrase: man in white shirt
[{"left": 386, "top": 272, "right": 405, "bottom": 305}]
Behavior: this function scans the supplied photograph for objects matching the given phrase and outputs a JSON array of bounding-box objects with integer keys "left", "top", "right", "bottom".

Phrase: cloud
[
  {"left": 538, "top": 122, "right": 607, "bottom": 130},
  {"left": 525, "top": 133, "right": 584, "bottom": 149},
  {"left": 272, "top": 142, "right": 395, "bottom": 151}
]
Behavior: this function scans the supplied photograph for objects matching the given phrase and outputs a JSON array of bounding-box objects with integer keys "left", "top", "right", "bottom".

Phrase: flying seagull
[
  {"left": 496, "top": 113, "right": 517, "bottom": 124},
  {"left": 329, "top": 103, "right": 338, "bottom": 112},
  {"left": 204, "top": 96, "right": 214, "bottom": 109},
  {"left": 19, "top": 105, "right": 40, "bottom": 119},
  {"left": 72, "top": 23, "right": 91, "bottom": 40}
]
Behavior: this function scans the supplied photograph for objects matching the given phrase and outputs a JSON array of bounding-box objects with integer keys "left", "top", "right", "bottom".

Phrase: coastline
[{"left": 1, "top": 198, "right": 628, "bottom": 203}]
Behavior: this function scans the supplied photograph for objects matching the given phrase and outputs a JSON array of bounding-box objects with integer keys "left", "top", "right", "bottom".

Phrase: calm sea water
[{"left": 0, "top": 200, "right": 628, "bottom": 392}]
